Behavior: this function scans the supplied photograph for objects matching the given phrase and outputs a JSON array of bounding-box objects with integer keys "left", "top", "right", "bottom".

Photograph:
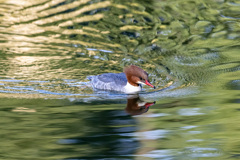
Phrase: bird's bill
[{"left": 145, "top": 80, "right": 155, "bottom": 89}]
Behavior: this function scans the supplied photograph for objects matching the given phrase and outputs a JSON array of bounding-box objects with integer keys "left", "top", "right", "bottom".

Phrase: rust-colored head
[{"left": 123, "top": 65, "right": 155, "bottom": 88}]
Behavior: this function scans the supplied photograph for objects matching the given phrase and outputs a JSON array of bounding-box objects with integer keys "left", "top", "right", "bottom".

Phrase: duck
[{"left": 87, "top": 65, "right": 155, "bottom": 94}]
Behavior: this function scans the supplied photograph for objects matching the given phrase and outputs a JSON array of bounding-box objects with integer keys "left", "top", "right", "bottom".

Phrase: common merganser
[{"left": 88, "top": 65, "right": 155, "bottom": 93}]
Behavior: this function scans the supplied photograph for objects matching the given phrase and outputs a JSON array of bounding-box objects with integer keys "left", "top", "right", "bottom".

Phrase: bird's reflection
[
  {"left": 125, "top": 94, "right": 156, "bottom": 115},
  {"left": 56, "top": 94, "right": 156, "bottom": 159}
]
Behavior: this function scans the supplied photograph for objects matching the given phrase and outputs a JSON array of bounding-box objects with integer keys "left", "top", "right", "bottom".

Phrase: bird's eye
[{"left": 140, "top": 77, "right": 143, "bottom": 80}]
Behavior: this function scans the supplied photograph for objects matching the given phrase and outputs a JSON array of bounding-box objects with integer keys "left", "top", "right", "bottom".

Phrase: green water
[{"left": 0, "top": 0, "right": 239, "bottom": 159}]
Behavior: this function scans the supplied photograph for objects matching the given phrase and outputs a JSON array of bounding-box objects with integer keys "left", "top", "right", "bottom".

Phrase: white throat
[{"left": 124, "top": 82, "right": 141, "bottom": 94}]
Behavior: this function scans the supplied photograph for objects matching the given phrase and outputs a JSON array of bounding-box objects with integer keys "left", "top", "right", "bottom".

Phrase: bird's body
[
  {"left": 88, "top": 72, "right": 142, "bottom": 93},
  {"left": 88, "top": 65, "right": 155, "bottom": 94}
]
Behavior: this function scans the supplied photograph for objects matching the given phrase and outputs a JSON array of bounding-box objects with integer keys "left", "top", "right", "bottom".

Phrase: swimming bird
[{"left": 87, "top": 65, "right": 155, "bottom": 94}]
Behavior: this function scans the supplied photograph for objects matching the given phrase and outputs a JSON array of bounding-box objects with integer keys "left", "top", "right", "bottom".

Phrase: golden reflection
[
  {"left": 6, "top": 24, "right": 45, "bottom": 35},
  {"left": 112, "top": 4, "right": 128, "bottom": 9},
  {"left": 6, "top": 0, "right": 48, "bottom": 7},
  {"left": 5, "top": 56, "right": 73, "bottom": 79},
  {"left": 61, "top": 29, "right": 102, "bottom": 38},
  {"left": 12, "top": 107, "right": 36, "bottom": 113},
  {"left": 8, "top": 56, "right": 51, "bottom": 77},
  {"left": 59, "top": 14, "right": 105, "bottom": 27},
  {"left": 120, "top": 25, "right": 147, "bottom": 31},
  {"left": 38, "top": 0, "right": 90, "bottom": 17},
  {"left": 0, "top": 0, "right": 120, "bottom": 55},
  {"left": 0, "top": 33, "right": 105, "bottom": 50},
  {"left": 82, "top": 27, "right": 100, "bottom": 32},
  {"left": 13, "top": 56, "right": 41, "bottom": 65},
  {"left": 33, "top": 1, "right": 111, "bottom": 25},
  {"left": 5, "top": 0, "right": 70, "bottom": 23}
]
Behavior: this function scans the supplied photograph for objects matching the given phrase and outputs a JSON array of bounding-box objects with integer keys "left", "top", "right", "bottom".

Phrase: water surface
[{"left": 0, "top": 0, "right": 239, "bottom": 159}]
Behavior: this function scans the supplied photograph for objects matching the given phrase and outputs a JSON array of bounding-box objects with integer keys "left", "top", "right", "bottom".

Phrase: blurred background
[{"left": 0, "top": 0, "right": 239, "bottom": 159}]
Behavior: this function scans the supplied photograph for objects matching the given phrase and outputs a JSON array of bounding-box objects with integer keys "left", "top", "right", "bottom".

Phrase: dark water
[{"left": 0, "top": 0, "right": 239, "bottom": 159}]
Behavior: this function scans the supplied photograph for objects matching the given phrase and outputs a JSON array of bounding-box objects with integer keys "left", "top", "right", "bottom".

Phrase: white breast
[{"left": 124, "top": 82, "right": 141, "bottom": 94}]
